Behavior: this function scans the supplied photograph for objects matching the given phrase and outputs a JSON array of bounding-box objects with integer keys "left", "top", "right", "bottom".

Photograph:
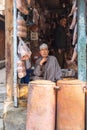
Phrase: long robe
[{"left": 33, "top": 56, "right": 62, "bottom": 82}]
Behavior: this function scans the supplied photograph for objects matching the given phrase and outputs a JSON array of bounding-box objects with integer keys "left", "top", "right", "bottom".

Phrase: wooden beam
[{"left": 5, "top": 0, "right": 13, "bottom": 101}]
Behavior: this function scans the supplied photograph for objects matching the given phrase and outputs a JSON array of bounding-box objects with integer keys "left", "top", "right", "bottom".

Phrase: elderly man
[{"left": 33, "top": 43, "right": 62, "bottom": 85}]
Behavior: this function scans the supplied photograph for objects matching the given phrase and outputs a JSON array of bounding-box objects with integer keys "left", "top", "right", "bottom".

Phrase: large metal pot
[
  {"left": 57, "top": 79, "right": 85, "bottom": 130},
  {"left": 26, "top": 80, "right": 56, "bottom": 130}
]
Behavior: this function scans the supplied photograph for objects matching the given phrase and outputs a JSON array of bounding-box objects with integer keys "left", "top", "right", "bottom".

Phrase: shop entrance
[{"left": 16, "top": 0, "right": 77, "bottom": 84}]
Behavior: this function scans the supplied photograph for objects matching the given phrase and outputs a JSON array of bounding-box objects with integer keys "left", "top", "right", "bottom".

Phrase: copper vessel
[
  {"left": 57, "top": 79, "right": 85, "bottom": 130},
  {"left": 26, "top": 80, "right": 56, "bottom": 130}
]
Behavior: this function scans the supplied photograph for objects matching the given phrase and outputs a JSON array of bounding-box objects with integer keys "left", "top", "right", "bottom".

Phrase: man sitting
[{"left": 33, "top": 43, "right": 62, "bottom": 85}]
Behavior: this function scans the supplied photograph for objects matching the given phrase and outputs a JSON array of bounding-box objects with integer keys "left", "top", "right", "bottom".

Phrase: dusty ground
[{"left": 0, "top": 68, "right": 27, "bottom": 130}]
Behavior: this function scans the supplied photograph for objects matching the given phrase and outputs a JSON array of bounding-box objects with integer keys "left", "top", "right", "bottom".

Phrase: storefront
[{"left": 5, "top": 0, "right": 86, "bottom": 110}]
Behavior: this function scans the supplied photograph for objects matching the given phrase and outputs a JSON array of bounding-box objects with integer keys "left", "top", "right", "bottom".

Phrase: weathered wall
[{"left": 0, "top": 15, "right": 5, "bottom": 60}]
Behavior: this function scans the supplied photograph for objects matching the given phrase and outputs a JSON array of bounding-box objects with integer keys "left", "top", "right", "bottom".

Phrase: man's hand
[
  {"left": 66, "top": 60, "right": 73, "bottom": 65},
  {"left": 40, "top": 58, "right": 47, "bottom": 66}
]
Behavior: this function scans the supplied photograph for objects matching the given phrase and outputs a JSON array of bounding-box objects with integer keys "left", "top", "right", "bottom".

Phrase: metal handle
[
  {"left": 83, "top": 85, "right": 87, "bottom": 92},
  {"left": 54, "top": 86, "right": 60, "bottom": 90}
]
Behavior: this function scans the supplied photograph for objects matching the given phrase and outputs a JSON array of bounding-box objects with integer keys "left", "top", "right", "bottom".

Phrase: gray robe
[{"left": 33, "top": 56, "right": 62, "bottom": 82}]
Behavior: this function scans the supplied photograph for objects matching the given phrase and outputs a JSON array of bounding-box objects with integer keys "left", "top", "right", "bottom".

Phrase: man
[
  {"left": 54, "top": 17, "right": 67, "bottom": 68},
  {"left": 33, "top": 43, "right": 62, "bottom": 85}
]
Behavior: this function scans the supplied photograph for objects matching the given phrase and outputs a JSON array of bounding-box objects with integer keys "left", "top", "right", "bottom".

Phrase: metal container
[
  {"left": 26, "top": 80, "right": 56, "bottom": 130},
  {"left": 57, "top": 79, "right": 85, "bottom": 130}
]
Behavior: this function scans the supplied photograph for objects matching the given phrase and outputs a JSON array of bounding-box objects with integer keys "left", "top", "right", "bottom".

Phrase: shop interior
[{"left": 17, "top": 0, "right": 78, "bottom": 84}]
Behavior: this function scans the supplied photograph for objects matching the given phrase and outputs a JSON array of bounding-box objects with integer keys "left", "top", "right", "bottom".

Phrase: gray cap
[{"left": 39, "top": 43, "right": 48, "bottom": 50}]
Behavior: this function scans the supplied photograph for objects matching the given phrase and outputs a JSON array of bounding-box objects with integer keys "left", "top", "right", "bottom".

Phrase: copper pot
[
  {"left": 26, "top": 80, "right": 57, "bottom": 130},
  {"left": 57, "top": 79, "right": 85, "bottom": 130}
]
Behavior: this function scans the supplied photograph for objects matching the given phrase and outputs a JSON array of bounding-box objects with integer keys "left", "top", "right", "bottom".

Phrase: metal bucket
[
  {"left": 57, "top": 79, "right": 85, "bottom": 130},
  {"left": 26, "top": 80, "right": 56, "bottom": 130}
]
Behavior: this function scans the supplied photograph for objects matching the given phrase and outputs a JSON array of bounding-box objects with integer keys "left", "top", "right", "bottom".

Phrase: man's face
[
  {"left": 40, "top": 48, "right": 49, "bottom": 58},
  {"left": 60, "top": 18, "right": 67, "bottom": 27}
]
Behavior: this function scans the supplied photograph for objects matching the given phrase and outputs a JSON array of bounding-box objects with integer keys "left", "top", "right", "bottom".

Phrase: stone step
[
  {"left": 0, "top": 119, "right": 3, "bottom": 130},
  {"left": 0, "top": 103, "right": 4, "bottom": 118},
  {"left": 0, "top": 87, "right": 6, "bottom": 94},
  {"left": 0, "top": 86, "right": 6, "bottom": 103}
]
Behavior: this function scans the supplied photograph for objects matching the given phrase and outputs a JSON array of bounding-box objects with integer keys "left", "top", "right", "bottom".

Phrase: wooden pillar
[
  {"left": 5, "top": 0, "right": 13, "bottom": 101},
  {"left": 77, "top": 0, "right": 86, "bottom": 82}
]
